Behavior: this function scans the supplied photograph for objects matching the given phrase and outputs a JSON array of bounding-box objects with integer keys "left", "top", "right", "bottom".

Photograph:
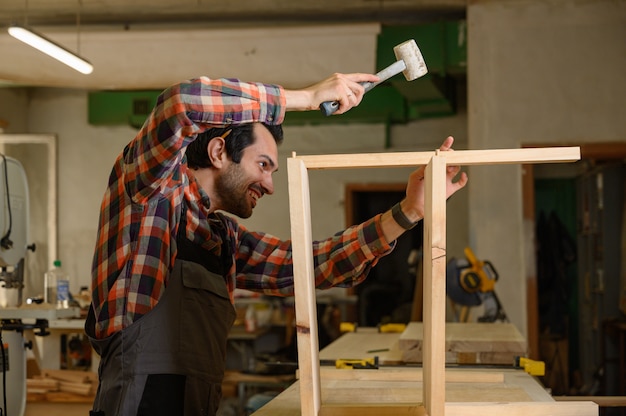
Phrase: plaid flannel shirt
[{"left": 91, "top": 77, "right": 394, "bottom": 339}]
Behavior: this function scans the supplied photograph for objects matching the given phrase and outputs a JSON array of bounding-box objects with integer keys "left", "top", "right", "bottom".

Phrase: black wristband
[{"left": 391, "top": 202, "right": 419, "bottom": 230}]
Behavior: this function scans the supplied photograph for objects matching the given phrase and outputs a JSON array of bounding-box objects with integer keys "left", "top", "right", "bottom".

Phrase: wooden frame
[{"left": 287, "top": 146, "right": 598, "bottom": 416}]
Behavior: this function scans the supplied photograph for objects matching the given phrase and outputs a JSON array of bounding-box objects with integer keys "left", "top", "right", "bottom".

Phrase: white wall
[
  {"left": 26, "top": 88, "right": 135, "bottom": 295},
  {"left": 468, "top": 0, "right": 626, "bottom": 341}
]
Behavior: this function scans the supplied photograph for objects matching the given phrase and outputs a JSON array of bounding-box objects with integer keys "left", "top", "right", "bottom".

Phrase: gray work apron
[{"left": 86, "top": 212, "right": 236, "bottom": 416}]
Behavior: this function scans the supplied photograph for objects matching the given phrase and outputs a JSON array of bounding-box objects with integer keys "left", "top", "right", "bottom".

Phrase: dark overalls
[{"left": 85, "top": 211, "right": 236, "bottom": 415}]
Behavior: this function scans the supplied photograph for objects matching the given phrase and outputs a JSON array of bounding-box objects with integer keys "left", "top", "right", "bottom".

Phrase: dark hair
[{"left": 186, "top": 123, "right": 283, "bottom": 169}]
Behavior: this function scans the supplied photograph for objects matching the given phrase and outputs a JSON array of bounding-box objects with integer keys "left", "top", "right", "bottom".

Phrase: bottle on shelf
[
  {"left": 244, "top": 304, "right": 257, "bottom": 333},
  {"left": 44, "top": 260, "right": 70, "bottom": 308}
]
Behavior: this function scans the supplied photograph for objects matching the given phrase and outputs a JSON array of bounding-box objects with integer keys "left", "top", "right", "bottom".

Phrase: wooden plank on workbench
[
  {"left": 318, "top": 330, "right": 403, "bottom": 365},
  {"left": 445, "top": 402, "right": 598, "bottom": 416},
  {"left": 319, "top": 404, "right": 426, "bottom": 416},
  {"left": 399, "top": 322, "right": 527, "bottom": 364},
  {"left": 402, "top": 350, "right": 522, "bottom": 365},
  {"left": 316, "top": 368, "right": 505, "bottom": 383},
  {"left": 399, "top": 322, "right": 527, "bottom": 351}
]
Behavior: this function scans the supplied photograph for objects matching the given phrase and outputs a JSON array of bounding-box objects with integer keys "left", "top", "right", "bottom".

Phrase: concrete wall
[{"left": 468, "top": 0, "right": 626, "bottom": 340}]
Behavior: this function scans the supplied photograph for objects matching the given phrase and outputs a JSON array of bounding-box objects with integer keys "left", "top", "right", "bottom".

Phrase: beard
[{"left": 214, "top": 162, "right": 255, "bottom": 219}]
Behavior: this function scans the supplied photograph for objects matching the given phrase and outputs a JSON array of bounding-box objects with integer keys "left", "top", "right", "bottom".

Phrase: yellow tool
[
  {"left": 460, "top": 247, "right": 497, "bottom": 294},
  {"left": 515, "top": 356, "right": 545, "bottom": 376},
  {"left": 447, "top": 247, "right": 507, "bottom": 323},
  {"left": 377, "top": 323, "right": 406, "bottom": 333},
  {"left": 335, "top": 356, "right": 379, "bottom": 370},
  {"left": 339, "top": 322, "right": 406, "bottom": 333},
  {"left": 339, "top": 322, "right": 357, "bottom": 333}
]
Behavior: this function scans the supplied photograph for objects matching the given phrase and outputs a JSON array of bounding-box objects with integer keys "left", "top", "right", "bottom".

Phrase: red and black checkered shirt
[{"left": 91, "top": 77, "right": 393, "bottom": 339}]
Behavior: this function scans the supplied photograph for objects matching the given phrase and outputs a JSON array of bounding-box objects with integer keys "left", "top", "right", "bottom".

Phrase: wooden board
[
  {"left": 422, "top": 153, "right": 447, "bottom": 416},
  {"left": 288, "top": 156, "right": 322, "bottom": 416},
  {"left": 27, "top": 392, "right": 95, "bottom": 403},
  {"left": 318, "top": 325, "right": 526, "bottom": 366},
  {"left": 315, "top": 367, "right": 505, "bottom": 383},
  {"left": 399, "top": 322, "right": 527, "bottom": 365},
  {"left": 399, "top": 350, "right": 521, "bottom": 366},
  {"left": 318, "top": 329, "right": 404, "bottom": 365},
  {"left": 295, "top": 147, "right": 580, "bottom": 170}
]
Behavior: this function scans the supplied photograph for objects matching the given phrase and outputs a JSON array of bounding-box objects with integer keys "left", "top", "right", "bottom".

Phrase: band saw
[{"left": 0, "top": 155, "right": 78, "bottom": 416}]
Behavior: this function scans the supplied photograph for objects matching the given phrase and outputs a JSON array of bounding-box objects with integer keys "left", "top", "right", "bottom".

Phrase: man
[{"left": 85, "top": 73, "right": 467, "bottom": 416}]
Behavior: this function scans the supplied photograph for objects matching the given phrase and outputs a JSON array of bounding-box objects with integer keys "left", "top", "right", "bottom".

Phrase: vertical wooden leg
[
  {"left": 287, "top": 157, "right": 322, "bottom": 416},
  {"left": 423, "top": 154, "right": 447, "bottom": 416}
]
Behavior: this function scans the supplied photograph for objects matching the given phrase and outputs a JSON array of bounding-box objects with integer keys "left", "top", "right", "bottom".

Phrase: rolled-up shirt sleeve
[{"left": 232, "top": 214, "right": 395, "bottom": 296}]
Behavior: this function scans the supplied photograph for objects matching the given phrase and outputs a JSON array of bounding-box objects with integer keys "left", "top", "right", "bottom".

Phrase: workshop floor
[
  {"left": 26, "top": 397, "right": 256, "bottom": 416},
  {"left": 25, "top": 402, "right": 92, "bottom": 416}
]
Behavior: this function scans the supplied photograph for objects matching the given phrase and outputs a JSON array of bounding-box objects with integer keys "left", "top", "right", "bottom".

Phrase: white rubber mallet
[{"left": 320, "top": 39, "right": 428, "bottom": 116}]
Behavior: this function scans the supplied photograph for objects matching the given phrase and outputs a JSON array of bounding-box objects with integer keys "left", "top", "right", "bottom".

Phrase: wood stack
[
  {"left": 27, "top": 369, "right": 98, "bottom": 403},
  {"left": 398, "top": 322, "right": 528, "bottom": 365}
]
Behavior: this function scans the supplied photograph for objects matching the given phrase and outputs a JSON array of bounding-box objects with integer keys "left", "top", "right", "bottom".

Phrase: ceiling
[
  {"left": 0, "top": 0, "right": 466, "bottom": 28},
  {"left": 0, "top": 0, "right": 467, "bottom": 90},
  {"left": 0, "top": 0, "right": 468, "bottom": 126}
]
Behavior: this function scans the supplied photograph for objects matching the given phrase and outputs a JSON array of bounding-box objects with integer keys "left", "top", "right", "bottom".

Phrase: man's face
[{"left": 215, "top": 124, "right": 278, "bottom": 218}]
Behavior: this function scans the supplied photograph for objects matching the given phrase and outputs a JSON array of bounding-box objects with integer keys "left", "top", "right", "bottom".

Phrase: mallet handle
[{"left": 319, "top": 60, "right": 407, "bottom": 116}]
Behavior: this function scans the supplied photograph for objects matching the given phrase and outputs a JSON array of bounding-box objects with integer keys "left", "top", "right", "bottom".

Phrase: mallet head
[{"left": 393, "top": 39, "right": 428, "bottom": 81}]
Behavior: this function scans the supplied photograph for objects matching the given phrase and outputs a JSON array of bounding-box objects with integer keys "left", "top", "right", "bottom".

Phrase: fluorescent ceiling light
[{"left": 8, "top": 24, "right": 93, "bottom": 75}]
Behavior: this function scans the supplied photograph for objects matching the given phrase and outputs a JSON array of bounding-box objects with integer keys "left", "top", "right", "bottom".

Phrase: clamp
[{"left": 515, "top": 356, "right": 545, "bottom": 376}]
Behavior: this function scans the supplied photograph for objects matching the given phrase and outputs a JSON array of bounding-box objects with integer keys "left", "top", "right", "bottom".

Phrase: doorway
[
  {"left": 345, "top": 184, "right": 423, "bottom": 326},
  {"left": 525, "top": 142, "right": 626, "bottom": 402}
]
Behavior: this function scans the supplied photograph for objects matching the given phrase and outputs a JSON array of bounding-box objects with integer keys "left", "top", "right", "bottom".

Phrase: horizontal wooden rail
[{"left": 291, "top": 146, "right": 580, "bottom": 169}]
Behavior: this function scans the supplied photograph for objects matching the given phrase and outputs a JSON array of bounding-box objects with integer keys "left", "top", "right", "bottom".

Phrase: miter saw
[{"left": 446, "top": 247, "right": 508, "bottom": 323}]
